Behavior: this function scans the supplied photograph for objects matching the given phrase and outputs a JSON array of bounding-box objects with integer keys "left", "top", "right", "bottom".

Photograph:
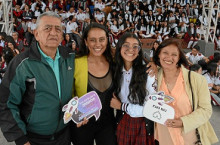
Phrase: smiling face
[
  {"left": 158, "top": 44, "right": 180, "bottom": 70},
  {"left": 120, "top": 37, "right": 140, "bottom": 65},
  {"left": 34, "top": 16, "right": 63, "bottom": 51},
  {"left": 85, "top": 28, "right": 108, "bottom": 57}
]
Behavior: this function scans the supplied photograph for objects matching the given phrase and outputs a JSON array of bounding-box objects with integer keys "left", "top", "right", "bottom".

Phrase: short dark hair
[
  {"left": 190, "top": 64, "right": 201, "bottom": 72},
  {"left": 153, "top": 38, "right": 189, "bottom": 67},
  {"left": 193, "top": 45, "right": 200, "bottom": 51}
]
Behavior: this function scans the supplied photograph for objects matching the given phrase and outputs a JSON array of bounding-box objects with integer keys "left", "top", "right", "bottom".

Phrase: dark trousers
[
  {"left": 27, "top": 127, "right": 71, "bottom": 145},
  {"left": 71, "top": 121, "right": 117, "bottom": 145}
]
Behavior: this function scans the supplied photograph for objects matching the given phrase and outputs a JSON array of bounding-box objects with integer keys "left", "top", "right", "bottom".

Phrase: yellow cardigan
[
  {"left": 157, "top": 65, "right": 218, "bottom": 145},
  {"left": 73, "top": 56, "right": 88, "bottom": 97}
]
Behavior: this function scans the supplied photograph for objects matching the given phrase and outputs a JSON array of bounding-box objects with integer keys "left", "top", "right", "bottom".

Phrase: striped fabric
[{"left": 116, "top": 113, "right": 155, "bottom": 145}]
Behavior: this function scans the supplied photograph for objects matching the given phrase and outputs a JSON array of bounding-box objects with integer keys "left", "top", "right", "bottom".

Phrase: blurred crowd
[{"left": 0, "top": 0, "right": 220, "bottom": 82}]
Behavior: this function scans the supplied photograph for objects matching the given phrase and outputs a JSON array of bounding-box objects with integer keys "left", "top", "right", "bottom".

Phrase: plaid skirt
[{"left": 116, "top": 113, "right": 155, "bottom": 145}]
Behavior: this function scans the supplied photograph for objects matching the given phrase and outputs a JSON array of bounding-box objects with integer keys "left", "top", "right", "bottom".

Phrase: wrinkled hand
[
  {"left": 24, "top": 142, "right": 31, "bottom": 145},
  {"left": 165, "top": 119, "right": 183, "bottom": 128},
  {"left": 146, "top": 62, "right": 158, "bottom": 77},
  {"left": 110, "top": 93, "right": 121, "bottom": 110},
  {"left": 76, "top": 118, "right": 89, "bottom": 128}
]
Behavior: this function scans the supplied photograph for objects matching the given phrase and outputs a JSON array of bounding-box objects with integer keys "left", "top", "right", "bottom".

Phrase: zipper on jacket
[{"left": 50, "top": 100, "right": 62, "bottom": 140}]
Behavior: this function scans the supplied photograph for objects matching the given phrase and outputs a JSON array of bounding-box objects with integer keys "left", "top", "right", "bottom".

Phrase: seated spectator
[
  {"left": 34, "top": 3, "right": 43, "bottom": 17},
  {"left": 0, "top": 48, "right": 14, "bottom": 83},
  {"left": 25, "top": 16, "right": 37, "bottom": 46},
  {"left": 13, "top": 3, "right": 23, "bottom": 20},
  {"left": 149, "top": 41, "right": 160, "bottom": 62},
  {"left": 107, "top": 9, "right": 118, "bottom": 25},
  {"left": 21, "top": 4, "right": 33, "bottom": 32},
  {"left": 110, "top": 19, "right": 121, "bottom": 46},
  {"left": 94, "top": 8, "right": 105, "bottom": 25},
  {"left": 136, "top": 18, "right": 148, "bottom": 39},
  {"left": 13, "top": 17, "right": 24, "bottom": 40},
  {"left": 66, "top": 6, "right": 76, "bottom": 19},
  {"left": 186, "top": 22, "right": 199, "bottom": 49},
  {"left": 45, "top": 0, "right": 55, "bottom": 11},
  {"left": 31, "top": 0, "right": 46, "bottom": 12},
  {"left": 54, "top": 0, "right": 67, "bottom": 11},
  {"left": 190, "top": 64, "right": 202, "bottom": 74},
  {"left": 203, "top": 63, "right": 220, "bottom": 105},
  {"left": 186, "top": 45, "right": 208, "bottom": 65},
  {"left": 11, "top": 32, "right": 24, "bottom": 52},
  {"left": 152, "top": 20, "right": 162, "bottom": 42},
  {"left": 65, "top": 15, "right": 81, "bottom": 47},
  {"left": 67, "top": 39, "right": 79, "bottom": 52},
  {"left": 111, "top": 0, "right": 120, "bottom": 12},
  {"left": 160, "top": 21, "right": 170, "bottom": 40},
  {"left": 76, "top": 6, "right": 86, "bottom": 34},
  {"left": 0, "top": 32, "right": 6, "bottom": 49},
  {"left": 5, "top": 38, "right": 20, "bottom": 56},
  {"left": 61, "top": 33, "right": 73, "bottom": 47},
  {"left": 94, "top": 0, "right": 105, "bottom": 12},
  {"left": 179, "top": 12, "right": 189, "bottom": 34}
]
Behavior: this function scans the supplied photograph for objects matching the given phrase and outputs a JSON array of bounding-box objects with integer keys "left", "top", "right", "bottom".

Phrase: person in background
[
  {"left": 62, "top": 33, "right": 73, "bottom": 47},
  {"left": 153, "top": 38, "right": 218, "bottom": 145},
  {"left": 203, "top": 63, "right": 220, "bottom": 106},
  {"left": 185, "top": 45, "right": 209, "bottom": 65},
  {"left": 0, "top": 11, "right": 75, "bottom": 145},
  {"left": 149, "top": 41, "right": 160, "bottom": 62},
  {"left": 12, "top": 31, "right": 24, "bottom": 52},
  {"left": 0, "top": 49, "right": 14, "bottom": 83},
  {"left": 94, "top": 8, "right": 105, "bottom": 25},
  {"left": 190, "top": 64, "right": 202, "bottom": 74},
  {"left": 110, "top": 32, "right": 156, "bottom": 145}
]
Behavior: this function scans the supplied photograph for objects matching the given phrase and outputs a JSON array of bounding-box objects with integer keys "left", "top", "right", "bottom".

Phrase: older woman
[{"left": 153, "top": 38, "right": 218, "bottom": 145}]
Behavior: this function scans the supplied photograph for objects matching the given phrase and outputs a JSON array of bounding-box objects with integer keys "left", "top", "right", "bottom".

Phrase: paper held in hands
[
  {"left": 62, "top": 91, "right": 102, "bottom": 124},
  {"left": 143, "top": 91, "right": 175, "bottom": 125}
]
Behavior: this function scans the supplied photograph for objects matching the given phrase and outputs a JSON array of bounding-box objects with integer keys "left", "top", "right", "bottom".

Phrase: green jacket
[
  {"left": 157, "top": 65, "right": 218, "bottom": 145},
  {"left": 0, "top": 40, "right": 75, "bottom": 144}
]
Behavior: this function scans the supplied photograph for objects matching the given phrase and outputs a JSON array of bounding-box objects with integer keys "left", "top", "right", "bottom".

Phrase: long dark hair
[
  {"left": 206, "top": 63, "right": 218, "bottom": 76},
  {"left": 153, "top": 38, "right": 189, "bottom": 67},
  {"left": 114, "top": 32, "right": 148, "bottom": 105},
  {"left": 76, "top": 22, "right": 113, "bottom": 63}
]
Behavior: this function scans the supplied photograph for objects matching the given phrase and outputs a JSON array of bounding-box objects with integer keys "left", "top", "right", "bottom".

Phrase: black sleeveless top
[{"left": 87, "top": 68, "right": 115, "bottom": 127}]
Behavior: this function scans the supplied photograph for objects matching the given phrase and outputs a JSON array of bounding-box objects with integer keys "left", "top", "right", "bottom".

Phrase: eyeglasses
[{"left": 122, "top": 44, "right": 141, "bottom": 51}]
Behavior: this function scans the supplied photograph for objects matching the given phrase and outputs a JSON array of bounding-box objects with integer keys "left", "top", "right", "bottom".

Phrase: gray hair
[{"left": 36, "top": 11, "right": 61, "bottom": 29}]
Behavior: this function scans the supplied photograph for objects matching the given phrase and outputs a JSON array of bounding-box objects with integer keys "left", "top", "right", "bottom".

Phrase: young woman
[
  {"left": 110, "top": 32, "right": 156, "bottom": 145},
  {"left": 71, "top": 23, "right": 117, "bottom": 145},
  {"left": 110, "top": 19, "right": 121, "bottom": 46},
  {"left": 150, "top": 41, "right": 160, "bottom": 61}
]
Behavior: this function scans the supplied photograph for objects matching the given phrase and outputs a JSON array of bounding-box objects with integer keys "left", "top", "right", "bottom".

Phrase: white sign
[{"left": 143, "top": 93, "right": 175, "bottom": 125}]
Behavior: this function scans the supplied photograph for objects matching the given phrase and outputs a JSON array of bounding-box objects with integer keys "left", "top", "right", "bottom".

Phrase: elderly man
[{"left": 0, "top": 11, "right": 74, "bottom": 145}]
